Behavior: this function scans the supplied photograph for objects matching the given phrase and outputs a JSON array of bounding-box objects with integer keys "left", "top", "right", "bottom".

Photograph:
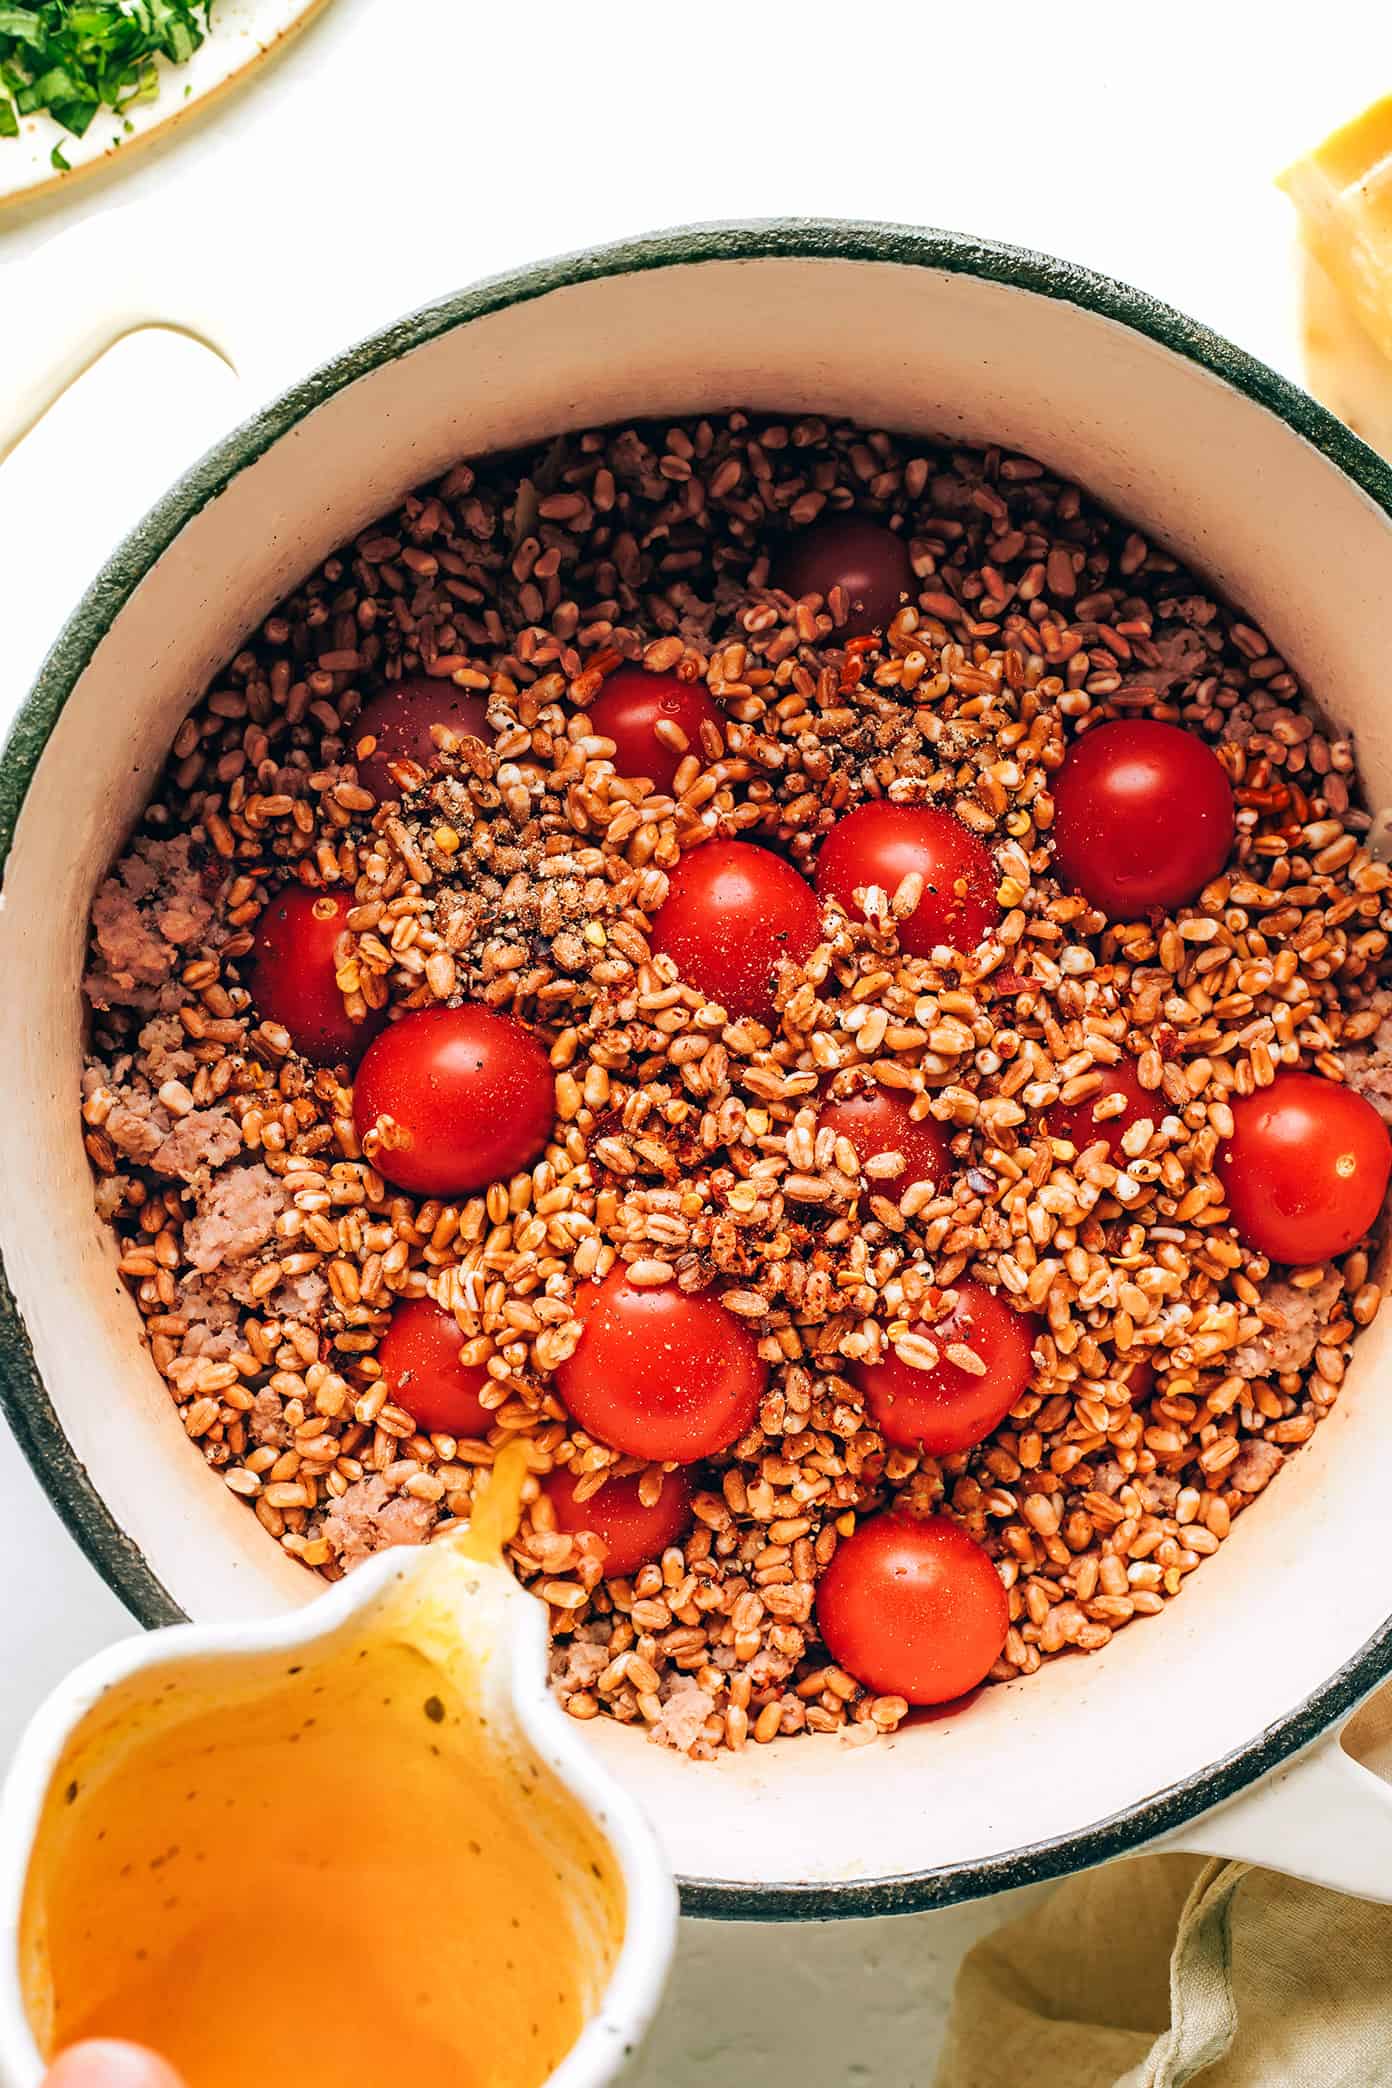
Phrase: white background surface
[{"left": 2, "top": 5, "right": 1391, "bottom": 2079}]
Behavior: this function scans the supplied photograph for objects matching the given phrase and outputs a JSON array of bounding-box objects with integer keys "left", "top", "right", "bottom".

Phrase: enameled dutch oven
[{"left": 4, "top": 220, "right": 1392, "bottom": 1920}]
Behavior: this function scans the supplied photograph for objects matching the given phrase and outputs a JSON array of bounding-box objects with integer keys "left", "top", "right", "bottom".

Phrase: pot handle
[
  {"left": 1, "top": 206, "right": 244, "bottom": 467},
  {"left": 1156, "top": 1719, "right": 1392, "bottom": 1901}
]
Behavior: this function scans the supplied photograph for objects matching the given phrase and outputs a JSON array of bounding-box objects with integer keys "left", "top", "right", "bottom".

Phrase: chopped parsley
[{"left": 0, "top": 2, "right": 212, "bottom": 145}]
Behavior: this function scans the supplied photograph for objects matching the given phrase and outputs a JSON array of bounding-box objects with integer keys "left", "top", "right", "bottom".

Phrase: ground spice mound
[{"left": 81, "top": 413, "right": 1392, "bottom": 1758}]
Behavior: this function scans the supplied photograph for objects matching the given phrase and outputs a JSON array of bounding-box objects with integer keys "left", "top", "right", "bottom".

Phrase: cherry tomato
[
  {"left": 556, "top": 1269, "right": 766, "bottom": 1462},
  {"left": 817, "top": 1086, "right": 953, "bottom": 1197},
  {"left": 1217, "top": 1070, "right": 1391, "bottom": 1264},
  {"left": 353, "top": 674, "right": 492, "bottom": 799},
  {"left": 542, "top": 1465, "right": 694, "bottom": 1578},
  {"left": 353, "top": 1005, "right": 555, "bottom": 1197},
  {"left": 587, "top": 666, "right": 723, "bottom": 795},
  {"left": 1051, "top": 720, "right": 1235, "bottom": 918},
  {"left": 650, "top": 841, "right": 821, "bottom": 1022},
  {"left": 853, "top": 1281, "right": 1038, "bottom": 1456},
  {"left": 816, "top": 1512, "right": 1009, "bottom": 1705},
  {"left": 776, "top": 515, "right": 915, "bottom": 638},
  {"left": 377, "top": 1297, "right": 492, "bottom": 1438},
  {"left": 1046, "top": 1056, "right": 1159, "bottom": 1159},
  {"left": 1121, "top": 1357, "right": 1155, "bottom": 1404},
  {"left": 815, "top": 803, "right": 998, "bottom": 959},
  {"left": 248, "top": 886, "right": 384, "bottom": 1066}
]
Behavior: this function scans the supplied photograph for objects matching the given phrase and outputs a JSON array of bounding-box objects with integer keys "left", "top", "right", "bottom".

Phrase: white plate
[{"left": 0, "top": 0, "right": 329, "bottom": 205}]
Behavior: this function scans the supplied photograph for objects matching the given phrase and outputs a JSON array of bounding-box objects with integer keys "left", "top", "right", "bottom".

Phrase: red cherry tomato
[
  {"left": 853, "top": 1281, "right": 1038, "bottom": 1456},
  {"left": 353, "top": 1005, "right": 554, "bottom": 1197},
  {"left": 817, "top": 1087, "right": 953, "bottom": 1197},
  {"left": 816, "top": 803, "right": 999, "bottom": 959},
  {"left": 353, "top": 674, "right": 492, "bottom": 799},
  {"left": 556, "top": 1269, "right": 766, "bottom": 1462},
  {"left": 1051, "top": 720, "right": 1235, "bottom": 918},
  {"left": 587, "top": 666, "right": 723, "bottom": 795},
  {"left": 650, "top": 841, "right": 821, "bottom": 1022},
  {"left": 1046, "top": 1056, "right": 1159, "bottom": 1159},
  {"left": 1217, "top": 1070, "right": 1391, "bottom": 1264},
  {"left": 247, "top": 886, "right": 384, "bottom": 1066},
  {"left": 1121, "top": 1357, "right": 1155, "bottom": 1404},
  {"left": 816, "top": 1513, "right": 1009, "bottom": 1705},
  {"left": 776, "top": 516, "right": 915, "bottom": 638},
  {"left": 377, "top": 1297, "right": 492, "bottom": 1438},
  {"left": 542, "top": 1465, "right": 694, "bottom": 1578}
]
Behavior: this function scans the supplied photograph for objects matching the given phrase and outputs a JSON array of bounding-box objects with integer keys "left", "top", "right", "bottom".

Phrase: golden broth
[{"left": 20, "top": 1571, "right": 625, "bottom": 2088}]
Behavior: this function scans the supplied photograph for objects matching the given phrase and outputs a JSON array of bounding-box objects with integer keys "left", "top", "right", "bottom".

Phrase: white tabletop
[{"left": 0, "top": 4, "right": 1386, "bottom": 2077}]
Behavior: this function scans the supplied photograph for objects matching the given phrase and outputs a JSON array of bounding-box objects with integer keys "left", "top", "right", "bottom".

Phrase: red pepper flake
[
  {"left": 838, "top": 637, "right": 878, "bottom": 693},
  {"left": 1155, "top": 1024, "right": 1182, "bottom": 1063},
  {"left": 985, "top": 969, "right": 1029, "bottom": 998}
]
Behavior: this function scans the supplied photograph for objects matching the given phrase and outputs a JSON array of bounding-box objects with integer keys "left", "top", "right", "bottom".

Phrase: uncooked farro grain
[{"left": 79, "top": 412, "right": 1392, "bottom": 1757}]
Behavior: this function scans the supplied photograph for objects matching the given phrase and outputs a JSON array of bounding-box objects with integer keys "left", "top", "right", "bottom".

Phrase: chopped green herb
[
  {"left": 0, "top": 1, "right": 211, "bottom": 145},
  {"left": 47, "top": 132, "right": 64, "bottom": 164},
  {"left": 0, "top": 9, "right": 43, "bottom": 45}
]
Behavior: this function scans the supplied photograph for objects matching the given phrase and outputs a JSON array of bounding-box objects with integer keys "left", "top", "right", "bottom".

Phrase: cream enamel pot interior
[{"left": 4, "top": 220, "right": 1392, "bottom": 1920}]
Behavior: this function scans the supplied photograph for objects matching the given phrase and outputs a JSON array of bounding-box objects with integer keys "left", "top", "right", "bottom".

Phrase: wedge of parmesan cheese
[
  {"left": 1281, "top": 95, "right": 1392, "bottom": 367},
  {"left": 1293, "top": 241, "right": 1392, "bottom": 458}
]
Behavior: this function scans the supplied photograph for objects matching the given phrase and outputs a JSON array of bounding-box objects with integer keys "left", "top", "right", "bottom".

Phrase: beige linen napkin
[{"left": 935, "top": 1854, "right": 1392, "bottom": 2087}]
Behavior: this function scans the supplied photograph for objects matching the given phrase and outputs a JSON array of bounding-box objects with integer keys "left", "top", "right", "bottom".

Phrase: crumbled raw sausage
[
  {"left": 249, "top": 1389, "right": 291, "bottom": 1449},
  {"left": 84, "top": 835, "right": 225, "bottom": 1011},
  {"left": 1228, "top": 1438, "right": 1284, "bottom": 1495},
  {"left": 135, "top": 1013, "right": 196, "bottom": 1085},
  {"left": 182, "top": 1163, "right": 286, "bottom": 1272},
  {"left": 1340, "top": 1016, "right": 1392, "bottom": 1126},
  {"left": 321, "top": 1477, "right": 438, "bottom": 1571},
  {"left": 548, "top": 1637, "right": 610, "bottom": 1693},
  {"left": 650, "top": 1681, "right": 716, "bottom": 1755},
  {"left": 1230, "top": 1270, "right": 1342, "bottom": 1379},
  {"left": 151, "top": 1109, "right": 243, "bottom": 1185},
  {"left": 175, "top": 1274, "right": 242, "bottom": 1359}
]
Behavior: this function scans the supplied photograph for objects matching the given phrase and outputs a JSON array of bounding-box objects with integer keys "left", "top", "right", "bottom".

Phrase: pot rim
[{"left": 4, "top": 215, "right": 1392, "bottom": 1922}]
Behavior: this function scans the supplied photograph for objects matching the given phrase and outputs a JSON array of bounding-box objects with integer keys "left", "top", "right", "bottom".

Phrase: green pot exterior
[{"left": 4, "top": 218, "right": 1392, "bottom": 1919}]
